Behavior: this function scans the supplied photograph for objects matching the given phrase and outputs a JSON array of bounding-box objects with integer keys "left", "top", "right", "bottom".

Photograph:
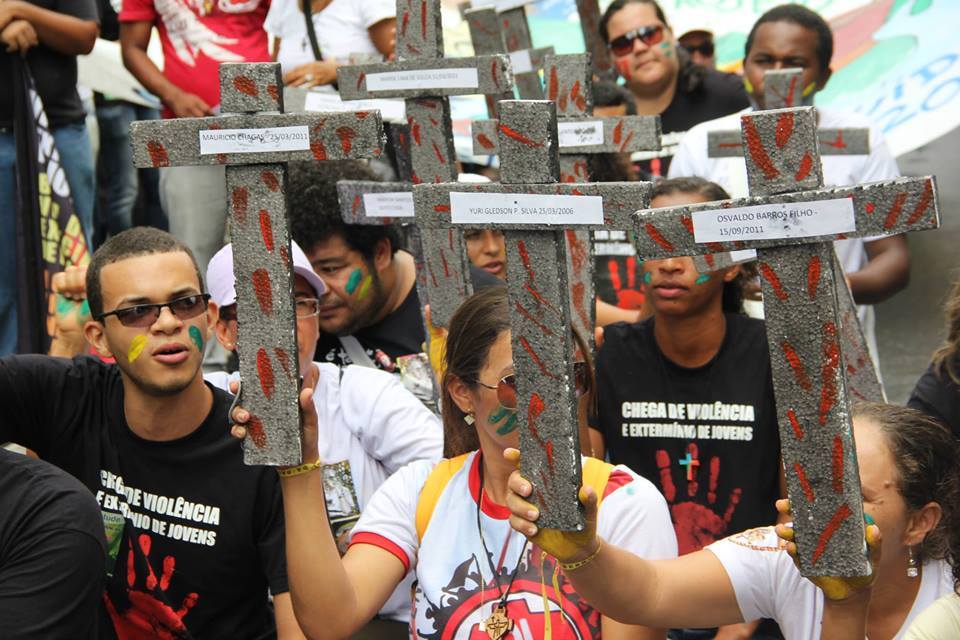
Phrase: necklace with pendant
[{"left": 476, "top": 464, "right": 529, "bottom": 640}]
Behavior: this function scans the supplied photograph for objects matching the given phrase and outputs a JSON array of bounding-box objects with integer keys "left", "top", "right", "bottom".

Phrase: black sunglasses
[
  {"left": 474, "top": 361, "right": 590, "bottom": 410},
  {"left": 682, "top": 41, "right": 714, "bottom": 57},
  {"left": 608, "top": 24, "right": 665, "bottom": 57},
  {"left": 98, "top": 293, "right": 211, "bottom": 328}
]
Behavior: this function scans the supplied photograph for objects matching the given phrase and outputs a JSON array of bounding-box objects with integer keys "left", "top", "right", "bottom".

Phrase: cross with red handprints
[
  {"left": 629, "top": 104, "right": 940, "bottom": 577},
  {"left": 129, "top": 62, "right": 385, "bottom": 466}
]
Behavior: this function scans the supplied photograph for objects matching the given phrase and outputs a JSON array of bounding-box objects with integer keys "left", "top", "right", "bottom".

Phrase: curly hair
[
  {"left": 853, "top": 402, "right": 960, "bottom": 584},
  {"left": 286, "top": 160, "right": 401, "bottom": 263},
  {"left": 931, "top": 278, "right": 960, "bottom": 385}
]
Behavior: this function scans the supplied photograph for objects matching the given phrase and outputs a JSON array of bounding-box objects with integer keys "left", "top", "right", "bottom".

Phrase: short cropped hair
[
  {"left": 86, "top": 227, "right": 203, "bottom": 318},
  {"left": 745, "top": 4, "right": 833, "bottom": 73},
  {"left": 287, "top": 160, "right": 401, "bottom": 263}
]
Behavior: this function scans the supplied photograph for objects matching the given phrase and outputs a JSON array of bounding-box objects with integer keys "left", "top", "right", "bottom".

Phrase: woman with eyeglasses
[
  {"left": 599, "top": 0, "right": 748, "bottom": 176},
  {"left": 207, "top": 240, "right": 443, "bottom": 637},
  {"left": 232, "top": 285, "right": 678, "bottom": 639}
]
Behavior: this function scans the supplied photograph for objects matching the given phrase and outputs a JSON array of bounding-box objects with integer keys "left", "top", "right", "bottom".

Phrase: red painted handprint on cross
[
  {"left": 105, "top": 533, "right": 199, "bottom": 640},
  {"left": 656, "top": 443, "right": 742, "bottom": 555}
]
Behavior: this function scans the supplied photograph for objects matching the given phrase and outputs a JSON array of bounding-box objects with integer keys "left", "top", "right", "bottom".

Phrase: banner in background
[{"left": 13, "top": 60, "right": 91, "bottom": 354}]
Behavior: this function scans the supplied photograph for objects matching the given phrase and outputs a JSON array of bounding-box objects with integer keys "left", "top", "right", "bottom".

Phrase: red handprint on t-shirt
[
  {"left": 656, "top": 443, "right": 742, "bottom": 555},
  {"left": 607, "top": 256, "right": 646, "bottom": 310},
  {"left": 104, "top": 533, "right": 199, "bottom": 640}
]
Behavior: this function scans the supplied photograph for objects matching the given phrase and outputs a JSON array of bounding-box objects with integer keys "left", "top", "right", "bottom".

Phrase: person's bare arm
[
  {"left": 232, "top": 378, "right": 405, "bottom": 639},
  {"left": 847, "top": 235, "right": 910, "bottom": 305},
  {"left": 367, "top": 17, "right": 395, "bottom": 59},
  {"left": 596, "top": 299, "right": 642, "bottom": 327},
  {"left": 120, "top": 21, "right": 213, "bottom": 117},
  {"left": 603, "top": 616, "right": 667, "bottom": 639},
  {"left": 0, "top": 1, "right": 97, "bottom": 55},
  {"left": 273, "top": 593, "right": 308, "bottom": 640}
]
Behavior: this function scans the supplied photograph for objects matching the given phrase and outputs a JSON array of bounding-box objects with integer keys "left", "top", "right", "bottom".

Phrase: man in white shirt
[{"left": 670, "top": 4, "right": 909, "bottom": 365}]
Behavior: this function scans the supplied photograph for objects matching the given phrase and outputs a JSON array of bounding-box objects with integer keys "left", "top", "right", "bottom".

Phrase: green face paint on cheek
[
  {"left": 695, "top": 274, "right": 711, "bottom": 285},
  {"left": 488, "top": 406, "right": 509, "bottom": 424},
  {"left": 128, "top": 335, "right": 147, "bottom": 363},
  {"left": 643, "top": 271, "right": 652, "bottom": 285},
  {"left": 80, "top": 299, "right": 90, "bottom": 318},
  {"left": 345, "top": 269, "right": 363, "bottom": 295},
  {"left": 496, "top": 413, "right": 518, "bottom": 436},
  {"left": 660, "top": 42, "right": 672, "bottom": 57},
  {"left": 189, "top": 326, "right": 204, "bottom": 352}
]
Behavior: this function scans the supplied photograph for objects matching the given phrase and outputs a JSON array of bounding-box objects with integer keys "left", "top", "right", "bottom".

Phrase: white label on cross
[
  {"left": 450, "top": 191, "right": 603, "bottom": 225},
  {"left": 303, "top": 92, "right": 406, "bottom": 123},
  {"left": 365, "top": 68, "right": 479, "bottom": 91},
  {"left": 198, "top": 126, "right": 310, "bottom": 155},
  {"left": 726, "top": 249, "right": 758, "bottom": 263},
  {"left": 692, "top": 198, "right": 856, "bottom": 243},
  {"left": 362, "top": 192, "right": 415, "bottom": 218},
  {"left": 508, "top": 49, "right": 533, "bottom": 74},
  {"left": 557, "top": 120, "right": 604, "bottom": 147}
]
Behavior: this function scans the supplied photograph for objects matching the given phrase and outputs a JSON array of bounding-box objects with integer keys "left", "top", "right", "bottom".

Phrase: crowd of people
[{"left": 1, "top": 1, "right": 958, "bottom": 639}]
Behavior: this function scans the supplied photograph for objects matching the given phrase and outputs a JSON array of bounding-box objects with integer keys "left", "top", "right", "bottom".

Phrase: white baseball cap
[{"left": 206, "top": 240, "right": 327, "bottom": 309}]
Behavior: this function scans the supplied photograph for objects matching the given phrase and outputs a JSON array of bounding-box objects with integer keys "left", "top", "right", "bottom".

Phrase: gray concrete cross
[
  {"left": 415, "top": 100, "right": 654, "bottom": 530},
  {"left": 709, "top": 69, "right": 869, "bottom": 159},
  {"left": 472, "top": 53, "right": 661, "bottom": 345},
  {"left": 629, "top": 105, "right": 939, "bottom": 575},
  {"left": 574, "top": 0, "right": 615, "bottom": 81},
  {"left": 465, "top": 1, "right": 554, "bottom": 107},
  {"left": 337, "top": 0, "right": 513, "bottom": 327},
  {"left": 130, "top": 63, "right": 385, "bottom": 466}
]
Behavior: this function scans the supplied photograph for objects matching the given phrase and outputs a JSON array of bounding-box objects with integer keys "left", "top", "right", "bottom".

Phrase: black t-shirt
[
  {"left": 0, "top": 0, "right": 99, "bottom": 129},
  {"left": 596, "top": 314, "right": 781, "bottom": 555},
  {"left": 908, "top": 355, "right": 960, "bottom": 439},
  {"left": 0, "top": 356, "right": 287, "bottom": 640},
  {"left": 315, "top": 265, "right": 503, "bottom": 369},
  {"left": 637, "top": 54, "right": 749, "bottom": 178},
  {"left": 0, "top": 448, "right": 107, "bottom": 639}
]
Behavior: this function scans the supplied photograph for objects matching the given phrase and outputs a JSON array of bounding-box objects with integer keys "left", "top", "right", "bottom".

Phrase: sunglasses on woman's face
[
  {"left": 608, "top": 24, "right": 665, "bottom": 57},
  {"left": 682, "top": 41, "right": 714, "bottom": 57},
  {"left": 97, "top": 294, "right": 211, "bottom": 328},
  {"left": 474, "top": 361, "right": 589, "bottom": 410}
]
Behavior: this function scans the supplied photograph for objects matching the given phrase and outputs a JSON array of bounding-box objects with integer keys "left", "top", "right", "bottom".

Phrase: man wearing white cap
[{"left": 204, "top": 240, "right": 443, "bottom": 631}]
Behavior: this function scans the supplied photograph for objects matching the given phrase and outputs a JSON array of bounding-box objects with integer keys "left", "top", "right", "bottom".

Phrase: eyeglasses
[
  {"left": 473, "top": 362, "right": 589, "bottom": 410},
  {"left": 219, "top": 297, "right": 320, "bottom": 322},
  {"left": 98, "top": 293, "right": 211, "bottom": 328},
  {"left": 608, "top": 24, "right": 665, "bottom": 57},
  {"left": 681, "top": 41, "right": 714, "bottom": 57}
]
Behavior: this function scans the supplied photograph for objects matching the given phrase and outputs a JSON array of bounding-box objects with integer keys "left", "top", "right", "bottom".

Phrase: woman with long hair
[
  {"left": 908, "top": 278, "right": 960, "bottom": 438},
  {"left": 233, "top": 286, "right": 677, "bottom": 639},
  {"left": 507, "top": 402, "right": 959, "bottom": 639}
]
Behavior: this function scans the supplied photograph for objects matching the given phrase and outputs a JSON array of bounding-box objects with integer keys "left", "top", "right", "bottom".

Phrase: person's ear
[
  {"left": 446, "top": 373, "right": 475, "bottom": 416},
  {"left": 721, "top": 264, "right": 741, "bottom": 282},
  {"left": 83, "top": 320, "right": 114, "bottom": 359},
  {"left": 373, "top": 237, "right": 392, "bottom": 274},
  {"left": 213, "top": 319, "right": 238, "bottom": 351},
  {"left": 817, "top": 66, "right": 833, "bottom": 91},
  {"left": 904, "top": 501, "right": 942, "bottom": 547}
]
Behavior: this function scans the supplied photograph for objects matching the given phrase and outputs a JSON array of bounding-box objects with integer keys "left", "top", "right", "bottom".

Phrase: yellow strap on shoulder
[{"left": 416, "top": 453, "right": 471, "bottom": 541}]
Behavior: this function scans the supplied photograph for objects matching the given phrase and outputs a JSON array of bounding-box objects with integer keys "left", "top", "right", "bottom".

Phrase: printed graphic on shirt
[
  {"left": 104, "top": 532, "right": 199, "bottom": 639},
  {"left": 412, "top": 545, "right": 600, "bottom": 640},
  {"left": 620, "top": 400, "right": 756, "bottom": 441},
  {"left": 322, "top": 461, "right": 361, "bottom": 554},
  {"left": 156, "top": 0, "right": 247, "bottom": 66},
  {"left": 726, "top": 526, "right": 783, "bottom": 552}
]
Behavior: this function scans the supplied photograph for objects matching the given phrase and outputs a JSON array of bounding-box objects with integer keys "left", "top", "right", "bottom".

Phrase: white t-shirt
[
  {"left": 351, "top": 451, "right": 678, "bottom": 638},
  {"left": 708, "top": 527, "right": 954, "bottom": 640},
  {"left": 904, "top": 593, "right": 960, "bottom": 639},
  {"left": 205, "top": 362, "right": 443, "bottom": 621},
  {"left": 669, "top": 106, "right": 902, "bottom": 364},
  {"left": 265, "top": 0, "right": 394, "bottom": 73}
]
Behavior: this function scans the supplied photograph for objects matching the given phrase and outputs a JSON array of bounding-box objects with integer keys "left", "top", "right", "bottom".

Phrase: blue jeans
[
  {"left": 95, "top": 102, "right": 164, "bottom": 236},
  {"left": 0, "top": 122, "right": 96, "bottom": 355}
]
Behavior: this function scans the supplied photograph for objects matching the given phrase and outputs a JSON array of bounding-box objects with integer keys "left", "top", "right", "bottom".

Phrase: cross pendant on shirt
[{"left": 482, "top": 605, "right": 513, "bottom": 640}]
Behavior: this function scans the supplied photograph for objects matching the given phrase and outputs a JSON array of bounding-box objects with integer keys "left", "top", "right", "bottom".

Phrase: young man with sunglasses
[
  {"left": 204, "top": 240, "right": 443, "bottom": 631},
  {"left": 669, "top": 3, "right": 909, "bottom": 370},
  {"left": 599, "top": 0, "right": 748, "bottom": 176},
  {"left": 0, "top": 227, "right": 303, "bottom": 638}
]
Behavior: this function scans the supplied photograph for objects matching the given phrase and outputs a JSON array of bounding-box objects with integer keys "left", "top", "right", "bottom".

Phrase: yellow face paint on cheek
[
  {"left": 357, "top": 274, "right": 373, "bottom": 300},
  {"left": 128, "top": 335, "right": 147, "bottom": 363},
  {"left": 743, "top": 76, "right": 755, "bottom": 95}
]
